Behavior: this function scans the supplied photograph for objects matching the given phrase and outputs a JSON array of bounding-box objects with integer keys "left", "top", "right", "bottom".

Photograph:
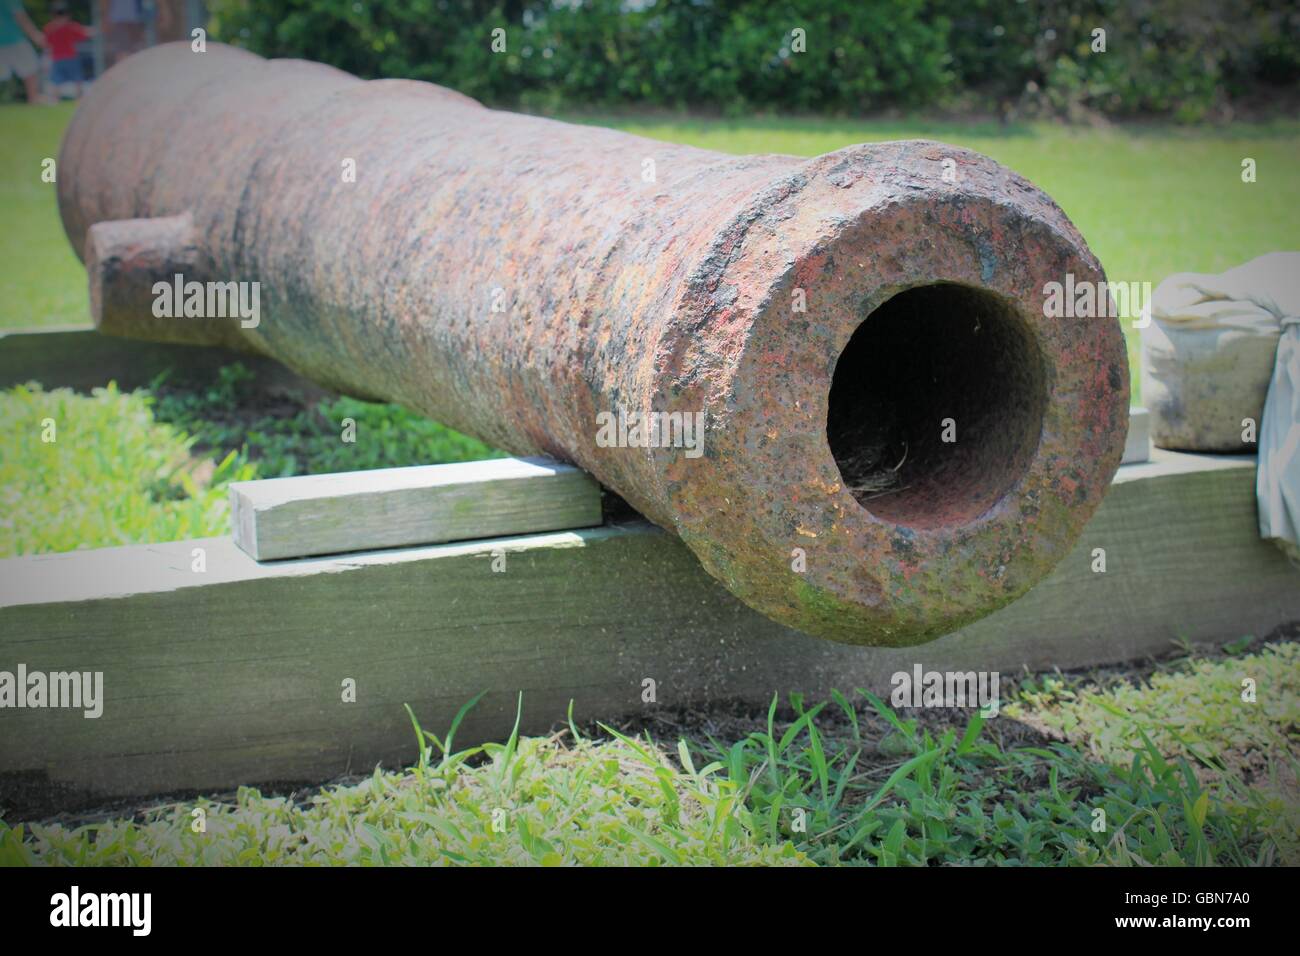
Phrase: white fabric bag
[
  {"left": 1259, "top": 313, "right": 1299, "bottom": 563},
  {"left": 1143, "top": 252, "right": 1300, "bottom": 562}
]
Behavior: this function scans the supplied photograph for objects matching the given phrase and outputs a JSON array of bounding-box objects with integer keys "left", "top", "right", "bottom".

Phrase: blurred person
[
  {"left": 43, "top": 1, "right": 94, "bottom": 98},
  {"left": 75, "top": 30, "right": 93, "bottom": 84},
  {"left": 102, "top": 0, "right": 149, "bottom": 67},
  {"left": 155, "top": 0, "right": 176, "bottom": 42},
  {"left": 0, "top": 0, "right": 46, "bottom": 103}
]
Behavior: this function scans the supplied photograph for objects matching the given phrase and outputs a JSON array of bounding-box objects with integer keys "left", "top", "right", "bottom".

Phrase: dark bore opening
[{"left": 827, "top": 283, "right": 1047, "bottom": 529}]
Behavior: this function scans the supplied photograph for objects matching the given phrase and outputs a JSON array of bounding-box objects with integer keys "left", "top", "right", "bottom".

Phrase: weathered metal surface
[{"left": 57, "top": 42, "right": 1129, "bottom": 646}]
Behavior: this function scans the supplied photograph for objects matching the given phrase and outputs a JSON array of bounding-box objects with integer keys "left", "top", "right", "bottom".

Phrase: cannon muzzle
[{"left": 58, "top": 43, "right": 1129, "bottom": 646}]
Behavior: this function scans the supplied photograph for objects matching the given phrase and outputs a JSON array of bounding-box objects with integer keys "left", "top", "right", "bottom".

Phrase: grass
[
  {"left": 0, "top": 367, "right": 499, "bottom": 557},
  {"left": 1010, "top": 641, "right": 1300, "bottom": 779},
  {"left": 6, "top": 101, "right": 1299, "bottom": 400},
  {"left": 4, "top": 638, "right": 1295, "bottom": 866},
  {"left": 0, "top": 381, "right": 257, "bottom": 556},
  {"left": 0, "top": 103, "right": 83, "bottom": 329},
  {"left": 148, "top": 362, "right": 498, "bottom": 479}
]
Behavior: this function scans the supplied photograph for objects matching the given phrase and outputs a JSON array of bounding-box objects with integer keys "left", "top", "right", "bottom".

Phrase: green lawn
[{"left": 0, "top": 104, "right": 84, "bottom": 329}]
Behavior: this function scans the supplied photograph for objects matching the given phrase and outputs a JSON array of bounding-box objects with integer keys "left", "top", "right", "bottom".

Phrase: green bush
[{"left": 207, "top": 0, "right": 1299, "bottom": 119}]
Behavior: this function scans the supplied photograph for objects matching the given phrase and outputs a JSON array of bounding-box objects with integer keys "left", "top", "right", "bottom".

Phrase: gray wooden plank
[
  {"left": 228, "top": 457, "right": 603, "bottom": 560},
  {"left": 1, "top": 450, "right": 1297, "bottom": 811},
  {"left": 1122, "top": 405, "right": 1150, "bottom": 465}
]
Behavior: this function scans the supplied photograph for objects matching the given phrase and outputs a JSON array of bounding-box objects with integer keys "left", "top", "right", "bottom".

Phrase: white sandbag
[
  {"left": 1143, "top": 252, "right": 1300, "bottom": 562},
  {"left": 1143, "top": 253, "right": 1295, "bottom": 451}
]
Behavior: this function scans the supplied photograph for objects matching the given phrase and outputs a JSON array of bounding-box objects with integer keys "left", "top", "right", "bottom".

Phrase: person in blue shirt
[{"left": 0, "top": 0, "right": 47, "bottom": 103}]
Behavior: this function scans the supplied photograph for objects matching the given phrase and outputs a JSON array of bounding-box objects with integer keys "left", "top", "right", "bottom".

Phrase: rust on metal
[{"left": 57, "top": 43, "right": 1130, "bottom": 646}]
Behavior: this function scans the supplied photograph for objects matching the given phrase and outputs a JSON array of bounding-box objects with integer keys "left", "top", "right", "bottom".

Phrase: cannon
[{"left": 57, "top": 43, "right": 1129, "bottom": 646}]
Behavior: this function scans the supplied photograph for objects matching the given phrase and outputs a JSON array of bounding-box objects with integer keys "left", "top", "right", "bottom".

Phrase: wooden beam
[
  {"left": 228, "top": 419, "right": 1145, "bottom": 559},
  {"left": 1, "top": 449, "right": 1296, "bottom": 813},
  {"left": 0, "top": 326, "right": 326, "bottom": 398},
  {"left": 229, "top": 457, "right": 603, "bottom": 560}
]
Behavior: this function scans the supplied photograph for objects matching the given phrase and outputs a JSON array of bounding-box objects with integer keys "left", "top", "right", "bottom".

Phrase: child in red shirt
[{"left": 43, "top": 2, "right": 93, "bottom": 97}]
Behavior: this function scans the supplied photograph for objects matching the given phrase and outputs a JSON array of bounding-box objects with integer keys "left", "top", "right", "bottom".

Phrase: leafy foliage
[{"left": 208, "top": 0, "right": 1300, "bottom": 119}]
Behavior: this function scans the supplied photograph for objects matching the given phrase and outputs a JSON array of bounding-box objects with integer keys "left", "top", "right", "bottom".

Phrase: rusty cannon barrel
[{"left": 57, "top": 42, "right": 1129, "bottom": 647}]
